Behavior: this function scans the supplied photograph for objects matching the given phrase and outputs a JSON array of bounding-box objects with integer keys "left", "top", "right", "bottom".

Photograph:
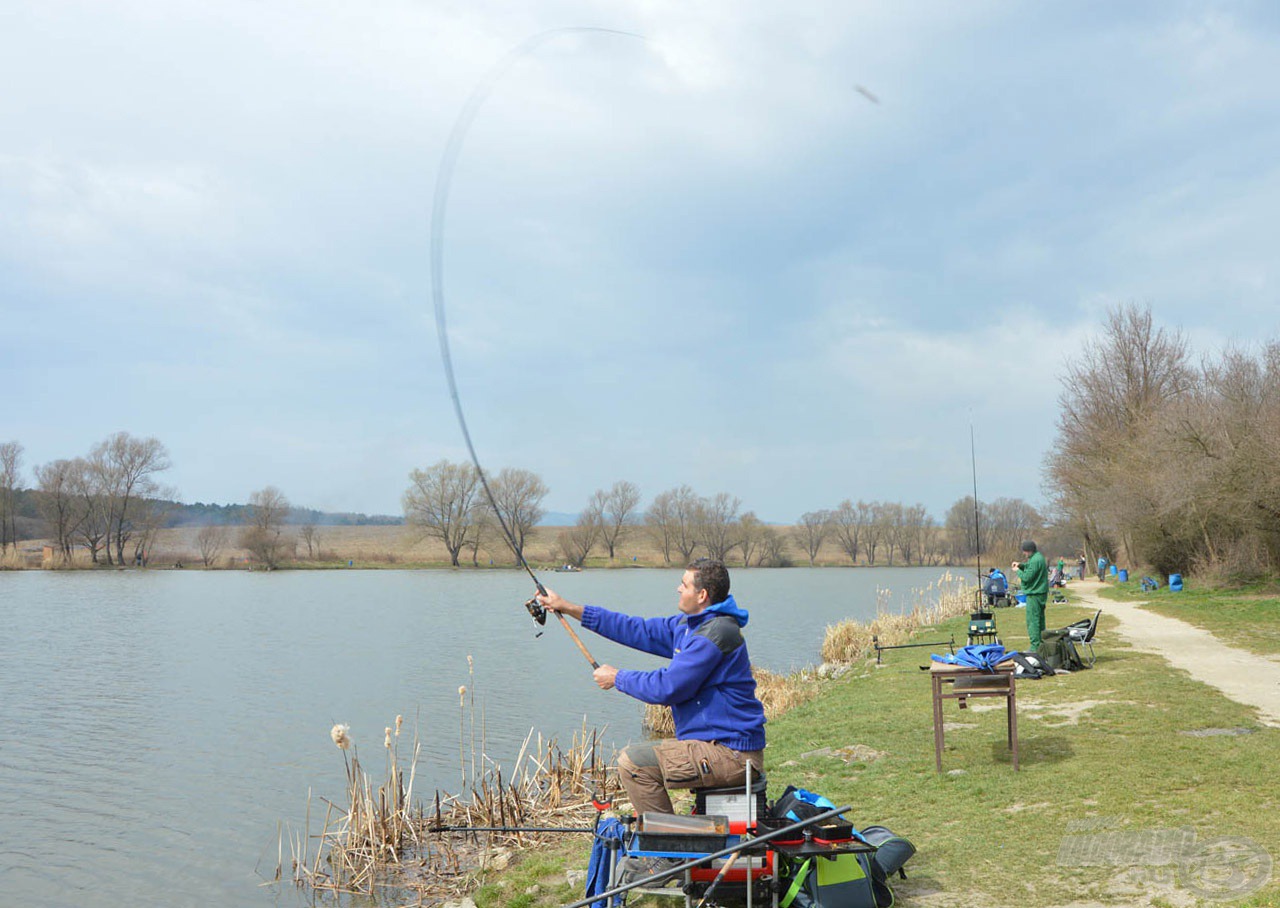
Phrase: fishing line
[
  {"left": 430, "top": 29, "right": 643, "bottom": 666},
  {"left": 430, "top": 27, "right": 642, "bottom": 590}
]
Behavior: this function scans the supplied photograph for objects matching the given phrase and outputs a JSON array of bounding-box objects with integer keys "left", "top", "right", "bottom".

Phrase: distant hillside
[
  {"left": 169, "top": 501, "right": 401, "bottom": 527},
  {"left": 9, "top": 488, "right": 581, "bottom": 533}
]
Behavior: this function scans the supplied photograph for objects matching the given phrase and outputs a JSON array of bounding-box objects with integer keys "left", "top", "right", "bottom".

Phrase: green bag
[
  {"left": 1037, "top": 628, "right": 1086, "bottom": 672},
  {"left": 779, "top": 852, "right": 891, "bottom": 908}
]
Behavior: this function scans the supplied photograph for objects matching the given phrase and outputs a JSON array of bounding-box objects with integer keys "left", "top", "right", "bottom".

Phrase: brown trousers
[{"left": 616, "top": 739, "right": 764, "bottom": 816}]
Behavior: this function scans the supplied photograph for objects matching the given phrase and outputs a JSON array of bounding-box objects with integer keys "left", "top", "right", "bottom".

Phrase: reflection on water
[{"left": 0, "top": 566, "right": 954, "bottom": 907}]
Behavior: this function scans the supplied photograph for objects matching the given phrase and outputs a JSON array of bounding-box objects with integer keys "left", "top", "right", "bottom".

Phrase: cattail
[
  {"left": 467, "top": 654, "right": 473, "bottom": 670},
  {"left": 458, "top": 685, "right": 467, "bottom": 704},
  {"left": 384, "top": 727, "right": 392, "bottom": 749},
  {"left": 395, "top": 714, "right": 403, "bottom": 736},
  {"left": 330, "top": 723, "right": 351, "bottom": 750}
]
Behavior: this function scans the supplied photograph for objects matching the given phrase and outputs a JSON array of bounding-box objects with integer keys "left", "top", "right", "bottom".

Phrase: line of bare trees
[
  {"left": 402, "top": 459, "right": 1051, "bottom": 570},
  {"left": 402, "top": 460, "right": 548, "bottom": 567},
  {"left": 1048, "top": 302, "right": 1280, "bottom": 578},
  {"left": 16, "top": 432, "right": 176, "bottom": 566}
]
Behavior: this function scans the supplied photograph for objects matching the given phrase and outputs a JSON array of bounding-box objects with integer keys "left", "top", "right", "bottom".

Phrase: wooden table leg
[
  {"left": 1007, "top": 674, "right": 1019, "bottom": 771},
  {"left": 932, "top": 673, "right": 944, "bottom": 772}
]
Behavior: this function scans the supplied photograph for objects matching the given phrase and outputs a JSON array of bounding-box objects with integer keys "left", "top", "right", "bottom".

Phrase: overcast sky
[{"left": 3, "top": 1, "right": 1278, "bottom": 522}]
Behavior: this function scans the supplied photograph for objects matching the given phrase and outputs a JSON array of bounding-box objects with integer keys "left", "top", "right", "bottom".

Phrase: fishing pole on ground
[
  {"left": 428, "top": 793, "right": 616, "bottom": 836},
  {"left": 429, "top": 28, "right": 641, "bottom": 672},
  {"left": 428, "top": 824, "right": 598, "bottom": 834}
]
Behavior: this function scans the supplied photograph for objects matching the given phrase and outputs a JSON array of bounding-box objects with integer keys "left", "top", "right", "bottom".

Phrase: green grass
[
  {"left": 467, "top": 597, "right": 1280, "bottom": 907},
  {"left": 765, "top": 604, "right": 1280, "bottom": 905},
  {"left": 1097, "top": 578, "right": 1280, "bottom": 656}
]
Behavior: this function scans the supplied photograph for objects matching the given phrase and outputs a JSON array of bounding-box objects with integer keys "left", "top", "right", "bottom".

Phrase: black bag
[
  {"left": 1005, "top": 651, "right": 1055, "bottom": 679},
  {"left": 859, "top": 825, "right": 915, "bottom": 880},
  {"left": 772, "top": 785, "right": 837, "bottom": 823}
]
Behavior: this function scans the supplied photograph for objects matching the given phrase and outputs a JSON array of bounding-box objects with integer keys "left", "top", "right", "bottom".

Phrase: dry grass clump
[
  {"left": 281, "top": 666, "right": 615, "bottom": 904},
  {"left": 821, "top": 571, "right": 974, "bottom": 665},
  {"left": 280, "top": 715, "right": 421, "bottom": 894}
]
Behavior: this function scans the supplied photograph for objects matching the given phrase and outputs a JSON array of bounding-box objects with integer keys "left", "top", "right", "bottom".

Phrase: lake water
[{"left": 0, "top": 566, "right": 959, "bottom": 907}]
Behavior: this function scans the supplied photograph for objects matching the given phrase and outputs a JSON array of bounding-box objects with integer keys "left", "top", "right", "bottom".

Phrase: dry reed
[
  {"left": 821, "top": 571, "right": 973, "bottom": 664},
  {"left": 281, "top": 674, "right": 615, "bottom": 904}
]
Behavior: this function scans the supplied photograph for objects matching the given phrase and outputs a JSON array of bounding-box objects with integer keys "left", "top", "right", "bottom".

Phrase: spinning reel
[{"left": 524, "top": 594, "right": 547, "bottom": 637}]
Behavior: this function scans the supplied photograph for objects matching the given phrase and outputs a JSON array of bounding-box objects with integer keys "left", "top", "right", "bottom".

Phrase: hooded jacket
[{"left": 580, "top": 595, "right": 766, "bottom": 752}]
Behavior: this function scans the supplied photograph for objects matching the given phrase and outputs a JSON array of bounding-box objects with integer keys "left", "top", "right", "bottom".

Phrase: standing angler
[
  {"left": 536, "top": 558, "right": 766, "bottom": 819},
  {"left": 1013, "top": 540, "right": 1049, "bottom": 650}
]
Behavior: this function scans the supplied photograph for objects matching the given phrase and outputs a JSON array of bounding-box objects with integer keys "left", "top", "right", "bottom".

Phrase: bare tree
[
  {"left": 403, "top": 460, "right": 482, "bottom": 567},
  {"left": 696, "top": 492, "right": 741, "bottom": 562},
  {"left": 129, "top": 491, "right": 174, "bottom": 565},
  {"left": 489, "top": 468, "right": 548, "bottom": 563},
  {"left": 831, "top": 499, "right": 870, "bottom": 565},
  {"left": 558, "top": 499, "right": 603, "bottom": 568},
  {"left": 600, "top": 480, "right": 641, "bottom": 560},
  {"left": 735, "top": 512, "right": 765, "bottom": 567},
  {"left": 645, "top": 485, "right": 703, "bottom": 563},
  {"left": 867, "top": 501, "right": 899, "bottom": 565},
  {"left": 240, "top": 486, "right": 291, "bottom": 569},
  {"left": 87, "top": 432, "right": 172, "bottom": 566},
  {"left": 196, "top": 525, "right": 230, "bottom": 567},
  {"left": 757, "top": 526, "right": 789, "bottom": 567},
  {"left": 873, "top": 502, "right": 901, "bottom": 565},
  {"left": 299, "top": 522, "right": 320, "bottom": 559},
  {"left": 985, "top": 497, "right": 1043, "bottom": 558},
  {"left": 1048, "top": 303, "right": 1193, "bottom": 566},
  {"left": 943, "top": 496, "right": 983, "bottom": 562},
  {"left": 0, "top": 441, "right": 23, "bottom": 553},
  {"left": 468, "top": 505, "right": 495, "bottom": 567},
  {"left": 896, "top": 503, "right": 933, "bottom": 566},
  {"left": 35, "top": 458, "right": 81, "bottom": 564},
  {"left": 68, "top": 457, "right": 110, "bottom": 564},
  {"left": 644, "top": 490, "right": 676, "bottom": 564},
  {"left": 794, "top": 509, "right": 832, "bottom": 566}
]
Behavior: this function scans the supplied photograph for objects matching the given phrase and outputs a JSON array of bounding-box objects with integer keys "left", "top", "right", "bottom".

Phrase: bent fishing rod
[{"left": 429, "top": 29, "right": 639, "bottom": 672}]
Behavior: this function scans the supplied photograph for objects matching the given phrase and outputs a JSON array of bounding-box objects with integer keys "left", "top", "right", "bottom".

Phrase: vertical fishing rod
[
  {"left": 970, "top": 422, "right": 984, "bottom": 601},
  {"left": 429, "top": 29, "right": 639, "bottom": 671}
]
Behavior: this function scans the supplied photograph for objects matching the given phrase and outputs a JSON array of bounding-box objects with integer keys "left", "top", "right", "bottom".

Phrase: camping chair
[{"left": 1066, "top": 609, "right": 1101, "bottom": 667}]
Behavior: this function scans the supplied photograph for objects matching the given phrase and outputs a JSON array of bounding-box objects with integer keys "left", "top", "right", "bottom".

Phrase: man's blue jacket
[{"left": 581, "top": 595, "right": 766, "bottom": 753}]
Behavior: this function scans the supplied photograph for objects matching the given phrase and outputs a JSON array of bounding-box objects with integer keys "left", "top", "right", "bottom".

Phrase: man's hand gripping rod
[{"left": 525, "top": 584, "right": 600, "bottom": 670}]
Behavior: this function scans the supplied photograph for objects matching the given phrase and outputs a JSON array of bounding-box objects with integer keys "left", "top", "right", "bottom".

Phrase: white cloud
[{"left": 3, "top": 0, "right": 1279, "bottom": 520}]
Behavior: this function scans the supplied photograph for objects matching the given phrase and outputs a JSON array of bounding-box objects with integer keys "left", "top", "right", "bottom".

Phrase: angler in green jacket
[{"left": 1013, "top": 540, "right": 1049, "bottom": 649}]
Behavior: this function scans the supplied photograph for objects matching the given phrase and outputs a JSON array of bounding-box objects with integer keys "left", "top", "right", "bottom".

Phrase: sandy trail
[{"left": 1069, "top": 579, "right": 1280, "bottom": 727}]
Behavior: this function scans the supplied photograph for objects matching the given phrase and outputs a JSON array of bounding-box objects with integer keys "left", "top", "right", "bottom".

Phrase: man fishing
[{"left": 535, "top": 558, "right": 766, "bottom": 820}]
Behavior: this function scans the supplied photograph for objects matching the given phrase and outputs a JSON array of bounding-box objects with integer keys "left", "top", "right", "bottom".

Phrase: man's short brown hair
[{"left": 687, "top": 558, "right": 730, "bottom": 605}]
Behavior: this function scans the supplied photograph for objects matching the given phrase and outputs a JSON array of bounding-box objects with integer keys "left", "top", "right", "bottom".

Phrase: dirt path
[{"left": 1069, "top": 579, "right": 1280, "bottom": 727}]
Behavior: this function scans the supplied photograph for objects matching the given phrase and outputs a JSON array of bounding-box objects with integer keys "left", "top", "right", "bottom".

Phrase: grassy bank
[
  {"left": 466, "top": 587, "right": 1280, "bottom": 907},
  {"left": 1098, "top": 578, "right": 1280, "bottom": 657}
]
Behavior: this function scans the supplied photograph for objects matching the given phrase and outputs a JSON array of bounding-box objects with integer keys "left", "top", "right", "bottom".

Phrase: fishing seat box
[
  {"left": 635, "top": 813, "right": 729, "bottom": 856},
  {"left": 693, "top": 774, "right": 768, "bottom": 834}
]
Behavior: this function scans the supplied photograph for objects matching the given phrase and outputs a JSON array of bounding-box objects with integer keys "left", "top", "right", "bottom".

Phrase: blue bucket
[
  {"left": 1169, "top": 573, "right": 1183, "bottom": 592},
  {"left": 1118, "top": 569, "right": 1129, "bottom": 582},
  {"left": 1016, "top": 592, "right": 1027, "bottom": 604},
  {"left": 1109, "top": 565, "right": 1118, "bottom": 576}
]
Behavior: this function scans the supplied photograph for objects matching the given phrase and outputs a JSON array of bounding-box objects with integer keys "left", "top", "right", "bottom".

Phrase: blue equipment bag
[{"left": 931, "top": 644, "right": 1009, "bottom": 672}]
